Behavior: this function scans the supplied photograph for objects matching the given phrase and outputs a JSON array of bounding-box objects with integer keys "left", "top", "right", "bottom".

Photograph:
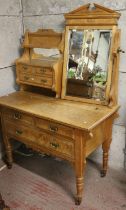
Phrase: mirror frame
[{"left": 61, "top": 3, "right": 120, "bottom": 105}]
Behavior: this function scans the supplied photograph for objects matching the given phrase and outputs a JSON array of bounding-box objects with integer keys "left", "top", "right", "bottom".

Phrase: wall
[
  {"left": 0, "top": 0, "right": 126, "bottom": 170},
  {"left": 0, "top": 0, "right": 23, "bottom": 156}
]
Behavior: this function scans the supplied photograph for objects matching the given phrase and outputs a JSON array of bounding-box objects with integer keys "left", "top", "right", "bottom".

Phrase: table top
[{"left": 0, "top": 91, "right": 119, "bottom": 131}]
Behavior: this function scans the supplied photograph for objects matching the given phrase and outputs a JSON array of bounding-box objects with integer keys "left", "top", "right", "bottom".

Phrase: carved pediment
[{"left": 65, "top": 3, "right": 120, "bottom": 19}]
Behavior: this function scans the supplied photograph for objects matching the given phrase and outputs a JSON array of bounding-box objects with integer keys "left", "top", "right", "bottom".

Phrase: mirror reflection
[{"left": 66, "top": 29, "right": 112, "bottom": 101}]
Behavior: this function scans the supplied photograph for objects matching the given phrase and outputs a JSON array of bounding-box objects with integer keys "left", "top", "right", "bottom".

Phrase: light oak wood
[
  {"left": 16, "top": 29, "right": 64, "bottom": 98},
  {"left": 0, "top": 3, "right": 121, "bottom": 205}
]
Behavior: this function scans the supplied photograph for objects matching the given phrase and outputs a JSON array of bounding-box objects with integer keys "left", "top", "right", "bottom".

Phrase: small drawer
[
  {"left": 36, "top": 67, "right": 53, "bottom": 76},
  {"left": 17, "top": 64, "right": 33, "bottom": 74},
  {"left": 38, "top": 132, "right": 74, "bottom": 158},
  {"left": 5, "top": 121, "right": 39, "bottom": 143},
  {"left": 2, "top": 108, "right": 33, "bottom": 126},
  {"left": 37, "top": 76, "right": 53, "bottom": 87},
  {"left": 35, "top": 118, "right": 74, "bottom": 139},
  {"left": 19, "top": 74, "right": 35, "bottom": 83}
]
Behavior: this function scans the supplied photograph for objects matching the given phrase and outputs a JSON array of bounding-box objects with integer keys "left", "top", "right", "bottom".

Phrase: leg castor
[
  {"left": 75, "top": 196, "right": 82, "bottom": 205},
  {"left": 7, "top": 163, "right": 12, "bottom": 169},
  {"left": 101, "top": 169, "right": 106, "bottom": 177}
]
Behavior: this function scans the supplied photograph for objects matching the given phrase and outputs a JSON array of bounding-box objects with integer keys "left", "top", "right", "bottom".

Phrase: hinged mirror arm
[
  {"left": 109, "top": 29, "right": 121, "bottom": 108},
  {"left": 117, "top": 47, "right": 125, "bottom": 54},
  {"left": 109, "top": 46, "right": 125, "bottom": 107}
]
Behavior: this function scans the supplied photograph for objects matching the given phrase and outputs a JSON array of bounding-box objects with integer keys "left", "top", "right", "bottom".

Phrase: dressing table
[{"left": 0, "top": 4, "right": 122, "bottom": 205}]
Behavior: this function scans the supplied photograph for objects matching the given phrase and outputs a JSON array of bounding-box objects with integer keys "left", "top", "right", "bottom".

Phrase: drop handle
[
  {"left": 49, "top": 125, "right": 58, "bottom": 132},
  {"left": 23, "top": 66, "right": 28, "bottom": 70},
  {"left": 40, "top": 69, "right": 46, "bottom": 73},
  {"left": 50, "top": 142, "right": 59, "bottom": 148},
  {"left": 16, "top": 130, "right": 23, "bottom": 135},
  {"left": 13, "top": 113, "right": 21, "bottom": 120},
  {"left": 41, "top": 79, "right": 47, "bottom": 83},
  {"left": 24, "top": 76, "right": 29, "bottom": 80}
]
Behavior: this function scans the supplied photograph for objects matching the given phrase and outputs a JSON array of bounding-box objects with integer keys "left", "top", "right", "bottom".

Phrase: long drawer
[
  {"left": 35, "top": 118, "right": 74, "bottom": 139},
  {"left": 5, "top": 120, "right": 38, "bottom": 143},
  {"left": 5, "top": 120, "right": 74, "bottom": 159},
  {"left": 2, "top": 107, "right": 34, "bottom": 126},
  {"left": 38, "top": 132, "right": 74, "bottom": 158},
  {"left": 19, "top": 74, "right": 53, "bottom": 88}
]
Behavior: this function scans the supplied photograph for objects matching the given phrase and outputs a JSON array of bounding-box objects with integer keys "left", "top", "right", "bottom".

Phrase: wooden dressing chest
[{"left": 0, "top": 3, "right": 122, "bottom": 205}]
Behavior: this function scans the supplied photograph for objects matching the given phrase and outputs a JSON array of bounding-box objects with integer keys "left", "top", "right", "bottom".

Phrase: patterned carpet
[{"left": 0, "top": 155, "right": 126, "bottom": 210}]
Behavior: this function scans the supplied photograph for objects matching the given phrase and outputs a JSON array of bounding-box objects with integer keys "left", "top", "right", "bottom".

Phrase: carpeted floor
[{"left": 0, "top": 153, "right": 126, "bottom": 210}]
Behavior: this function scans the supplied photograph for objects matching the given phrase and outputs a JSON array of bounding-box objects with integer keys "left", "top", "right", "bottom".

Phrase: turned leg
[
  {"left": 101, "top": 145, "right": 110, "bottom": 177},
  {"left": 2, "top": 134, "right": 13, "bottom": 169},
  {"left": 101, "top": 136, "right": 112, "bottom": 177},
  {"left": 75, "top": 160, "right": 86, "bottom": 205},
  {"left": 1, "top": 116, "right": 13, "bottom": 169},
  {"left": 101, "top": 118, "right": 113, "bottom": 177},
  {"left": 5, "top": 142, "right": 13, "bottom": 169},
  {"left": 74, "top": 129, "right": 86, "bottom": 205}
]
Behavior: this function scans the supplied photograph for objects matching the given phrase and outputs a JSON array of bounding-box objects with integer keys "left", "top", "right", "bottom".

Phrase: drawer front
[
  {"left": 38, "top": 133, "right": 74, "bottom": 158},
  {"left": 35, "top": 67, "right": 53, "bottom": 76},
  {"left": 35, "top": 118, "right": 74, "bottom": 139},
  {"left": 2, "top": 108, "right": 33, "bottom": 126},
  {"left": 19, "top": 74, "right": 53, "bottom": 88},
  {"left": 37, "top": 76, "right": 53, "bottom": 87},
  {"left": 17, "top": 64, "right": 33, "bottom": 74},
  {"left": 5, "top": 121, "right": 39, "bottom": 143}
]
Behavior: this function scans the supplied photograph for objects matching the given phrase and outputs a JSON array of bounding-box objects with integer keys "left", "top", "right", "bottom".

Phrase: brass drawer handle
[
  {"left": 50, "top": 142, "right": 59, "bottom": 148},
  {"left": 40, "top": 69, "right": 46, "bottom": 73},
  {"left": 23, "top": 66, "right": 28, "bottom": 70},
  {"left": 13, "top": 113, "right": 21, "bottom": 120},
  {"left": 49, "top": 125, "right": 58, "bottom": 132},
  {"left": 24, "top": 76, "right": 29, "bottom": 80},
  {"left": 16, "top": 130, "right": 23, "bottom": 135},
  {"left": 41, "top": 79, "right": 47, "bottom": 83}
]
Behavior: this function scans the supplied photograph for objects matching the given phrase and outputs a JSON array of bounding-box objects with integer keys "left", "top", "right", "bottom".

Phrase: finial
[{"left": 88, "top": 3, "right": 96, "bottom": 11}]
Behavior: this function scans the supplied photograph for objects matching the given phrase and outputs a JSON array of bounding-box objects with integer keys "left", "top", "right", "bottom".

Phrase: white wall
[
  {"left": 0, "top": 0, "right": 125, "bottom": 170},
  {"left": 0, "top": 0, "right": 23, "bottom": 157}
]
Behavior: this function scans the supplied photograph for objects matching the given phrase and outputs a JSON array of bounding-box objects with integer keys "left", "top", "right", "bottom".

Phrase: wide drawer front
[
  {"left": 5, "top": 121, "right": 74, "bottom": 159},
  {"left": 6, "top": 121, "right": 38, "bottom": 142},
  {"left": 38, "top": 132, "right": 74, "bottom": 158},
  {"left": 2, "top": 107, "right": 33, "bottom": 126},
  {"left": 35, "top": 118, "right": 74, "bottom": 139},
  {"left": 19, "top": 74, "right": 53, "bottom": 87}
]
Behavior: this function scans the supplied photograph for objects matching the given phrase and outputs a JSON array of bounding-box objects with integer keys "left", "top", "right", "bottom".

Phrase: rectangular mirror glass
[{"left": 66, "top": 29, "right": 112, "bottom": 102}]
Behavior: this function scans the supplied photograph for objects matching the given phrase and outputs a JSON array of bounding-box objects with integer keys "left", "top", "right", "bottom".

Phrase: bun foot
[
  {"left": 101, "top": 170, "right": 106, "bottom": 177},
  {"left": 75, "top": 196, "right": 82, "bottom": 205}
]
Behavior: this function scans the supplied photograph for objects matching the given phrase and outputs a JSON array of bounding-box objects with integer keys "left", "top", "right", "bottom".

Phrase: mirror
[
  {"left": 66, "top": 29, "right": 112, "bottom": 101},
  {"left": 33, "top": 48, "right": 60, "bottom": 58}
]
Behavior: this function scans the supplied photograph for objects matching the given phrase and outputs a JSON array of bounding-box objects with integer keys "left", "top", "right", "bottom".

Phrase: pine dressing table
[{"left": 0, "top": 4, "right": 122, "bottom": 205}]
